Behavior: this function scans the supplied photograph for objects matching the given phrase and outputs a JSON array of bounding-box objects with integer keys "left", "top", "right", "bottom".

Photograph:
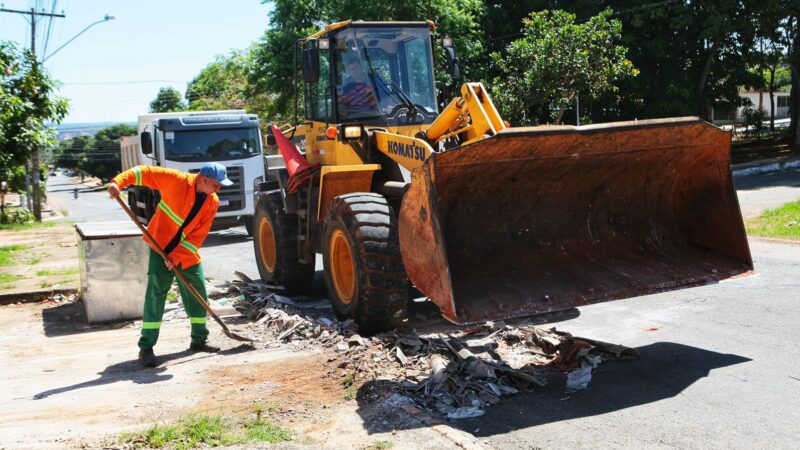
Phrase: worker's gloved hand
[
  {"left": 108, "top": 182, "right": 120, "bottom": 199},
  {"left": 164, "top": 257, "right": 176, "bottom": 271}
]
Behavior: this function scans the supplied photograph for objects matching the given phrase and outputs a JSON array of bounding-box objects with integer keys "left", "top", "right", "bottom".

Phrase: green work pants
[{"left": 139, "top": 248, "right": 209, "bottom": 350}]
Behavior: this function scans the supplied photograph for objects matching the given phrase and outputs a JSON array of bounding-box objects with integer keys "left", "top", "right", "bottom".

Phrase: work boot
[
  {"left": 189, "top": 340, "right": 221, "bottom": 353},
  {"left": 138, "top": 348, "right": 158, "bottom": 367}
]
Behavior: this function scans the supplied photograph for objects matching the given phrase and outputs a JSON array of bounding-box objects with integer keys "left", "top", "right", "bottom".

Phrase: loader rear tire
[
  {"left": 323, "top": 193, "right": 408, "bottom": 335},
  {"left": 253, "top": 192, "right": 314, "bottom": 294}
]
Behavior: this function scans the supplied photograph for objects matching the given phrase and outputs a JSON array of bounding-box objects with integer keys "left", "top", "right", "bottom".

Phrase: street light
[{"left": 42, "top": 14, "right": 115, "bottom": 62}]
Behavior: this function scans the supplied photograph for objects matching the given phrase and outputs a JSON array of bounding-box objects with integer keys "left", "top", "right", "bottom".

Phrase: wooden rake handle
[{"left": 114, "top": 194, "right": 253, "bottom": 343}]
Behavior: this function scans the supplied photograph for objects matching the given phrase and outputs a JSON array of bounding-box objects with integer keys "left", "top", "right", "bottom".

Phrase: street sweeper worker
[{"left": 108, "top": 162, "right": 232, "bottom": 367}]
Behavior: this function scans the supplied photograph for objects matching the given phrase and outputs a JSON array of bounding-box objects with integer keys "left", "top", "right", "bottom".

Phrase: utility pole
[{"left": 0, "top": 7, "right": 65, "bottom": 221}]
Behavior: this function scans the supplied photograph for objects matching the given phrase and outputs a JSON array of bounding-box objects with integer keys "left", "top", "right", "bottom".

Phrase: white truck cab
[{"left": 120, "top": 110, "right": 264, "bottom": 234}]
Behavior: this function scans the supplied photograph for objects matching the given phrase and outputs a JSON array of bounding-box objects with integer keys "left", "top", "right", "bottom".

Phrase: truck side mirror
[
  {"left": 302, "top": 41, "right": 320, "bottom": 83},
  {"left": 265, "top": 128, "right": 276, "bottom": 146},
  {"left": 444, "top": 47, "right": 460, "bottom": 80},
  {"left": 140, "top": 131, "right": 153, "bottom": 155},
  {"left": 442, "top": 36, "right": 460, "bottom": 80}
]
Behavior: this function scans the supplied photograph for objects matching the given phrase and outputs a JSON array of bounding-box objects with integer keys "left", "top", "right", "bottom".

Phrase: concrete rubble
[{"left": 220, "top": 273, "right": 640, "bottom": 419}]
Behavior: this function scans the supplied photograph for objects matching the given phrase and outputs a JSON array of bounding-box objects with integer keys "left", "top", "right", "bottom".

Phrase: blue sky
[{"left": 0, "top": 0, "right": 271, "bottom": 124}]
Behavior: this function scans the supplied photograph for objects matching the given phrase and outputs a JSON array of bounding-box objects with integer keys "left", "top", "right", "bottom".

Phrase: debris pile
[{"left": 226, "top": 273, "right": 639, "bottom": 419}]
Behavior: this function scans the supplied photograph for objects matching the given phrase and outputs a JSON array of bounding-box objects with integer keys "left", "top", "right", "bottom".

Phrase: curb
[
  {"left": 0, "top": 288, "right": 78, "bottom": 306},
  {"left": 732, "top": 157, "right": 800, "bottom": 178}
]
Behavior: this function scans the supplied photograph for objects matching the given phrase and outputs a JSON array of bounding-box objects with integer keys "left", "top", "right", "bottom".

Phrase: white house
[{"left": 712, "top": 90, "right": 791, "bottom": 125}]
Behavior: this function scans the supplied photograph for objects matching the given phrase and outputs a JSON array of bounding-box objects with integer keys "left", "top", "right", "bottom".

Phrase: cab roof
[{"left": 301, "top": 20, "right": 435, "bottom": 43}]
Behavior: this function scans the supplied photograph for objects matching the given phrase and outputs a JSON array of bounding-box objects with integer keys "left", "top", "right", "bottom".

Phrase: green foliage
[
  {"left": 0, "top": 244, "right": 30, "bottom": 266},
  {"left": 0, "top": 273, "right": 24, "bottom": 284},
  {"left": 54, "top": 124, "right": 135, "bottom": 181},
  {"left": 771, "top": 65, "right": 792, "bottom": 91},
  {"left": 0, "top": 41, "right": 68, "bottom": 196},
  {"left": 149, "top": 87, "right": 186, "bottom": 113},
  {"left": 242, "top": 417, "right": 293, "bottom": 443},
  {"left": 491, "top": 9, "right": 637, "bottom": 125},
  {"left": 364, "top": 441, "right": 395, "bottom": 450},
  {"left": 55, "top": 135, "right": 93, "bottom": 173},
  {"left": 121, "top": 412, "right": 293, "bottom": 449},
  {"left": 0, "top": 207, "right": 34, "bottom": 226},
  {"left": 746, "top": 200, "right": 800, "bottom": 240},
  {"left": 742, "top": 106, "right": 767, "bottom": 136},
  {"left": 87, "top": 124, "right": 135, "bottom": 181},
  {"left": 0, "top": 219, "right": 62, "bottom": 231}
]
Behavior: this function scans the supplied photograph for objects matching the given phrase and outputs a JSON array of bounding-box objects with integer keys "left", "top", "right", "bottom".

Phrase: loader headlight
[{"left": 342, "top": 125, "right": 363, "bottom": 140}]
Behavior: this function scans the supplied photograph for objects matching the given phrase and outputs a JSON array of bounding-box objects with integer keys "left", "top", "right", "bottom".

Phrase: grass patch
[
  {"left": 364, "top": 441, "right": 395, "bottom": 450},
  {"left": 746, "top": 200, "right": 800, "bottom": 240},
  {"left": 342, "top": 372, "right": 358, "bottom": 401},
  {"left": 39, "top": 279, "right": 75, "bottom": 288},
  {"left": 0, "top": 273, "right": 24, "bottom": 284},
  {"left": 166, "top": 290, "right": 179, "bottom": 303},
  {"left": 0, "top": 244, "right": 30, "bottom": 266},
  {"left": 0, "top": 220, "right": 65, "bottom": 232},
  {"left": 35, "top": 268, "right": 79, "bottom": 277},
  {"left": 120, "top": 412, "right": 292, "bottom": 449}
]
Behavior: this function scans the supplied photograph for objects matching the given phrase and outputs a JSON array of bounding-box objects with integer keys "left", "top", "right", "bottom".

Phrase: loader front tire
[
  {"left": 323, "top": 193, "right": 408, "bottom": 334},
  {"left": 253, "top": 192, "right": 314, "bottom": 294}
]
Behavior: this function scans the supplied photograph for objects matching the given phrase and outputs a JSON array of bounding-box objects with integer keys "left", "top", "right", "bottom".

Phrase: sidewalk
[{"left": 732, "top": 154, "right": 800, "bottom": 178}]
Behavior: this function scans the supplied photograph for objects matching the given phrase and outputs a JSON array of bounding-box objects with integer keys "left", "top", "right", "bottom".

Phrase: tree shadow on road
[
  {"left": 32, "top": 344, "right": 255, "bottom": 400},
  {"left": 355, "top": 341, "right": 750, "bottom": 437},
  {"left": 734, "top": 167, "right": 800, "bottom": 190}
]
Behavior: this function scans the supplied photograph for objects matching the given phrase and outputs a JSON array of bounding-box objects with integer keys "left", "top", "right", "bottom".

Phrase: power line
[{"left": 42, "top": 0, "right": 58, "bottom": 58}]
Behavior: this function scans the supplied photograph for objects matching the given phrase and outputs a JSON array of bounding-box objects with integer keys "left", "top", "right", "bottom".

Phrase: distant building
[{"left": 712, "top": 90, "right": 790, "bottom": 125}]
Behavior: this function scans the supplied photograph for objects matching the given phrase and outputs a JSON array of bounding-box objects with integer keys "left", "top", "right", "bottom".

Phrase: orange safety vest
[{"left": 113, "top": 166, "right": 219, "bottom": 268}]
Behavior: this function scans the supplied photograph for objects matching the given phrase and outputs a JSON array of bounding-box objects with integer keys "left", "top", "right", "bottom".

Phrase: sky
[{"left": 0, "top": 0, "right": 272, "bottom": 124}]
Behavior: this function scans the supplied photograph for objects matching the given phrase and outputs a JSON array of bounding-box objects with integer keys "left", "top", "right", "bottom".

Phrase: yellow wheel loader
[{"left": 252, "top": 20, "right": 753, "bottom": 334}]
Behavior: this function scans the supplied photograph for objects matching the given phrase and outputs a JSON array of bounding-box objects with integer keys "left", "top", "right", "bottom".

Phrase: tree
[
  {"left": 0, "top": 41, "right": 68, "bottom": 219},
  {"left": 491, "top": 9, "right": 637, "bottom": 125},
  {"left": 55, "top": 135, "right": 93, "bottom": 175},
  {"left": 149, "top": 87, "right": 185, "bottom": 113},
  {"left": 86, "top": 124, "right": 136, "bottom": 181},
  {"left": 186, "top": 51, "right": 249, "bottom": 111},
  {"left": 185, "top": 49, "right": 279, "bottom": 122}
]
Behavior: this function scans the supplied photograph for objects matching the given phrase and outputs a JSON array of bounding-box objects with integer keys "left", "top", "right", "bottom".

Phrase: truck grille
[{"left": 190, "top": 165, "right": 245, "bottom": 213}]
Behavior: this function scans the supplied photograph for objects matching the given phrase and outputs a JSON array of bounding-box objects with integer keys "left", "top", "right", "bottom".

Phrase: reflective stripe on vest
[
  {"left": 180, "top": 240, "right": 199, "bottom": 256},
  {"left": 158, "top": 200, "right": 185, "bottom": 227}
]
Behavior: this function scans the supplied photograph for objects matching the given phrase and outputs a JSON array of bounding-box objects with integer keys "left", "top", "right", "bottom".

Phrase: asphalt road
[{"left": 48, "top": 167, "right": 800, "bottom": 448}]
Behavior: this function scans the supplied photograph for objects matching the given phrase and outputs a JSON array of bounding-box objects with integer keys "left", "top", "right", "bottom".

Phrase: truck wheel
[
  {"left": 322, "top": 193, "right": 408, "bottom": 334},
  {"left": 253, "top": 192, "right": 314, "bottom": 294}
]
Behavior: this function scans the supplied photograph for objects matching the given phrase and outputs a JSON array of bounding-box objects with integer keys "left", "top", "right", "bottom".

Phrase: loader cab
[{"left": 301, "top": 22, "right": 439, "bottom": 128}]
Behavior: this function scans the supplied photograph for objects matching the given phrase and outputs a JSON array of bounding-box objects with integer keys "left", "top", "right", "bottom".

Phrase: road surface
[{"left": 46, "top": 166, "right": 800, "bottom": 448}]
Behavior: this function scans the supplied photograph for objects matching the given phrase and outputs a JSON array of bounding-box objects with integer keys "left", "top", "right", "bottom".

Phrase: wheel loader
[{"left": 252, "top": 20, "right": 753, "bottom": 334}]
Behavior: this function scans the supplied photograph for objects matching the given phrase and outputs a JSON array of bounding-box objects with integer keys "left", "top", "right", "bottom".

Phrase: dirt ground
[
  {"left": 0, "top": 224, "right": 80, "bottom": 296},
  {"left": 0, "top": 298, "right": 476, "bottom": 450}
]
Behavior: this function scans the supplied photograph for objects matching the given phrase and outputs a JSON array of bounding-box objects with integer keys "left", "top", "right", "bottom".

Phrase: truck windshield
[
  {"left": 163, "top": 127, "right": 261, "bottom": 162},
  {"left": 334, "top": 26, "right": 437, "bottom": 123}
]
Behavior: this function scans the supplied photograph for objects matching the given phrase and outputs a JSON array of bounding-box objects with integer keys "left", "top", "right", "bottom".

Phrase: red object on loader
[{"left": 271, "top": 125, "right": 319, "bottom": 193}]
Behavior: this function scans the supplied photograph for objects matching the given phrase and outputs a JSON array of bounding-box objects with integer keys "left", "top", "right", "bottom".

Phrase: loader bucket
[{"left": 399, "top": 117, "right": 753, "bottom": 324}]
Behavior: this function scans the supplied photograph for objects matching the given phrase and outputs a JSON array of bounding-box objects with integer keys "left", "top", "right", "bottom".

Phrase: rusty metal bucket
[{"left": 399, "top": 117, "right": 753, "bottom": 324}]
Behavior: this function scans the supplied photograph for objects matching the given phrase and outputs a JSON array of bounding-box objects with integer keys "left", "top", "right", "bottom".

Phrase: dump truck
[
  {"left": 121, "top": 110, "right": 265, "bottom": 233},
  {"left": 252, "top": 20, "right": 753, "bottom": 333}
]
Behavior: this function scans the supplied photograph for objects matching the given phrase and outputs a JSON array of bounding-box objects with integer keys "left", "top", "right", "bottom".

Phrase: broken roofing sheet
[{"left": 215, "top": 273, "right": 640, "bottom": 419}]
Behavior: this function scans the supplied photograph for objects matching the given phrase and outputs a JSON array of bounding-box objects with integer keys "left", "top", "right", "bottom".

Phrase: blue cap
[{"left": 199, "top": 162, "right": 233, "bottom": 186}]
